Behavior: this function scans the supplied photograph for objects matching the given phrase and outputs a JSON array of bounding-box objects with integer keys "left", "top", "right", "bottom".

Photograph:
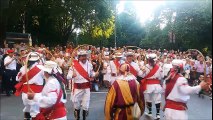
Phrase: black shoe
[
  {"left": 201, "top": 95, "right": 204, "bottom": 99},
  {"left": 24, "top": 112, "right": 31, "bottom": 120},
  {"left": 74, "top": 109, "right": 80, "bottom": 120},
  {"left": 83, "top": 110, "right": 89, "bottom": 120}
]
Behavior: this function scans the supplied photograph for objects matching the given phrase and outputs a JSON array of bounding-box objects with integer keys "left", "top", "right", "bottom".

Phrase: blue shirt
[{"left": 184, "top": 64, "right": 191, "bottom": 71}]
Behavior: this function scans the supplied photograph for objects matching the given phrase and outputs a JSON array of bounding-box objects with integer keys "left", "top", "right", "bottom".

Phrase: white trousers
[
  {"left": 164, "top": 108, "right": 188, "bottom": 120},
  {"left": 144, "top": 84, "right": 162, "bottom": 104},
  {"left": 71, "top": 88, "right": 90, "bottom": 110},
  {"left": 144, "top": 93, "right": 161, "bottom": 104},
  {"left": 22, "top": 93, "right": 41, "bottom": 117}
]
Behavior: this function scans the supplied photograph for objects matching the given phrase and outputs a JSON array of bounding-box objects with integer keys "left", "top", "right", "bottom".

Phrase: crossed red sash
[
  {"left": 165, "top": 73, "right": 180, "bottom": 98},
  {"left": 113, "top": 60, "right": 120, "bottom": 70},
  {"left": 15, "top": 66, "right": 42, "bottom": 96},
  {"left": 164, "top": 73, "right": 187, "bottom": 110},
  {"left": 73, "top": 60, "right": 90, "bottom": 81},
  {"left": 126, "top": 62, "right": 138, "bottom": 77},
  {"left": 140, "top": 65, "right": 159, "bottom": 92}
]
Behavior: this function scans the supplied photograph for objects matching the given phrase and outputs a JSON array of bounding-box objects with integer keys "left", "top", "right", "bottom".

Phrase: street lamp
[{"left": 114, "top": 4, "right": 119, "bottom": 49}]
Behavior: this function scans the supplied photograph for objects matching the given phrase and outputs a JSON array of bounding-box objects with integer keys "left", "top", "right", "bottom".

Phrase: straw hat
[
  {"left": 77, "top": 50, "right": 88, "bottom": 56},
  {"left": 28, "top": 52, "right": 40, "bottom": 61}
]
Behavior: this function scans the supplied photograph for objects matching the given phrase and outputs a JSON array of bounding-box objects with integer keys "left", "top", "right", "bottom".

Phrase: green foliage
[
  {"left": 142, "top": 0, "right": 212, "bottom": 52},
  {"left": 0, "top": 0, "right": 211, "bottom": 52},
  {"left": 1, "top": 0, "right": 115, "bottom": 46},
  {"left": 88, "top": 15, "right": 115, "bottom": 39},
  {"left": 115, "top": 4, "right": 146, "bottom": 47}
]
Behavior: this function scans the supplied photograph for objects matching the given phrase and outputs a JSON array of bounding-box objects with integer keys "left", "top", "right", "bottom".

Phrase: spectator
[
  {"left": 102, "top": 54, "right": 111, "bottom": 88},
  {"left": 3, "top": 49, "right": 18, "bottom": 96},
  {"left": 206, "top": 60, "right": 212, "bottom": 76},
  {"left": 55, "top": 53, "right": 65, "bottom": 67},
  {"left": 184, "top": 58, "right": 192, "bottom": 85},
  {"left": 62, "top": 55, "right": 71, "bottom": 89},
  {"left": 195, "top": 56, "right": 205, "bottom": 78},
  {"left": 189, "top": 60, "right": 197, "bottom": 86}
]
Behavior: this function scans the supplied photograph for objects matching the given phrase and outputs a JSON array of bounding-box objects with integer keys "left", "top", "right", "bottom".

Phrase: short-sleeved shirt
[
  {"left": 4, "top": 56, "right": 17, "bottom": 70},
  {"left": 195, "top": 62, "right": 204, "bottom": 73}
]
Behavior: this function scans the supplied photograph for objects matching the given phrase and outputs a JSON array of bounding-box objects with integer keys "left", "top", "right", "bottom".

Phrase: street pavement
[{"left": 0, "top": 91, "right": 212, "bottom": 120}]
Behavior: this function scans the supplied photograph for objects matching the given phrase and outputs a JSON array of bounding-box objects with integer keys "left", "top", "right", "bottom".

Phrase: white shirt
[
  {"left": 166, "top": 77, "right": 201, "bottom": 103},
  {"left": 4, "top": 56, "right": 17, "bottom": 70},
  {"left": 103, "top": 61, "right": 111, "bottom": 74},
  {"left": 206, "top": 65, "right": 212, "bottom": 75},
  {"left": 55, "top": 58, "right": 65, "bottom": 67},
  {"left": 34, "top": 76, "right": 66, "bottom": 106},
  {"left": 136, "top": 60, "right": 144, "bottom": 68},
  {"left": 16, "top": 63, "right": 44, "bottom": 85},
  {"left": 109, "top": 59, "right": 124, "bottom": 75},
  {"left": 67, "top": 60, "right": 95, "bottom": 83},
  {"left": 141, "top": 64, "right": 163, "bottom": 80},
  {"left": 33, "top": 76, "right": 67, "bottom": 120},
  {"left": 129, "top": 61, "right": 143, "bottom": 77}
]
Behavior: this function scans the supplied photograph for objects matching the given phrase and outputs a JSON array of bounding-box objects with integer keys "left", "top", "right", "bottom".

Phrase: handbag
[{"left": 132, "top": 102, "right": 141, "bottom": 120}]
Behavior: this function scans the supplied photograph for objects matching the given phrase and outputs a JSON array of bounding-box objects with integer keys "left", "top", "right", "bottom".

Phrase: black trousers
[
  {"left": 4, "top": 69, "right": 17, "bottom": 94},
  {"left": 1, "top": 72, "right": 5, "bottom": 92}
]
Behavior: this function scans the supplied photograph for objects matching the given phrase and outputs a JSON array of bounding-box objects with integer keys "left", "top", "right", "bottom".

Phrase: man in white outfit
[
  {"left": 164, "top": 59, "right": 208, "bottom": 120},
  {"left": 27, "top": 61, "right": 67, "bottom": 120},
  {"left": 15, "top": 52, "right": 44, "bottom": 119},
  {"left": 141, "top": 53, "right": 163, "bottom": 119},
  {"left": 67, "top": 50, "right": 98, "bottom": 120}
]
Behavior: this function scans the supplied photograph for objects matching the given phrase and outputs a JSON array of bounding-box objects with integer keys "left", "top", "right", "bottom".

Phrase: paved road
[{"left": 0, "top": 91, "right": 212, "bottom": 120}]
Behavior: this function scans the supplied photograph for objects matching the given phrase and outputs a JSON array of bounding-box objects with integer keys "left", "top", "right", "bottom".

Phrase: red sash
[
  {"left": 73, "top": 60, "right": 90, "bottom": 81},
  {"left": 22, "top": 84, "right": 43, "bottom": 93},
  {"left": 165, "top": 100, "right": 187, "bottom": 110},
  {"left": 140, "top": 65, "right": 159, "bottom": 92},
  {"left": 113, "top": 60, "right": 120, "bottom": 70},
  {"left": 126, "top": 62, "right": 137, "bottom": 77},
  {"left": 35, "top": 90, "right": 66, "bottom": 120},
  {"left": 165, "top": 73, "right": 181, "bottom": 98},
  {"left": 15, "top": 66, "right": 41, "bottom": 96},
  {"left": 164, "top": 73, "right": 188, "bottom": 110},
  {"left": 74, "top": 82, "right": 90, "bottom": 89},
  {"left": 146, "top": 79, "right": 161, "bottom": 84}
]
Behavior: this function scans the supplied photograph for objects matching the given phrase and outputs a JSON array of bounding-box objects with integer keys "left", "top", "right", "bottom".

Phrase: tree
[
  {"left": 115, "top": 2, "right": 146, "bottom": 47},
  {"left": 0, "top": 0, "right": 115, "bottom": 46},
  {"left": 141, "top": 0, "right": 212, "bottom": 52}
]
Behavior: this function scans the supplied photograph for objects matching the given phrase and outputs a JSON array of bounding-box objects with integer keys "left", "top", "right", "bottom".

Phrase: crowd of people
[
  {"left": 1, "top": 43, "right": 212, "bottom": 92},
  {"left": 0, "top": 42, "right": 212, "bottom": 120}
]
